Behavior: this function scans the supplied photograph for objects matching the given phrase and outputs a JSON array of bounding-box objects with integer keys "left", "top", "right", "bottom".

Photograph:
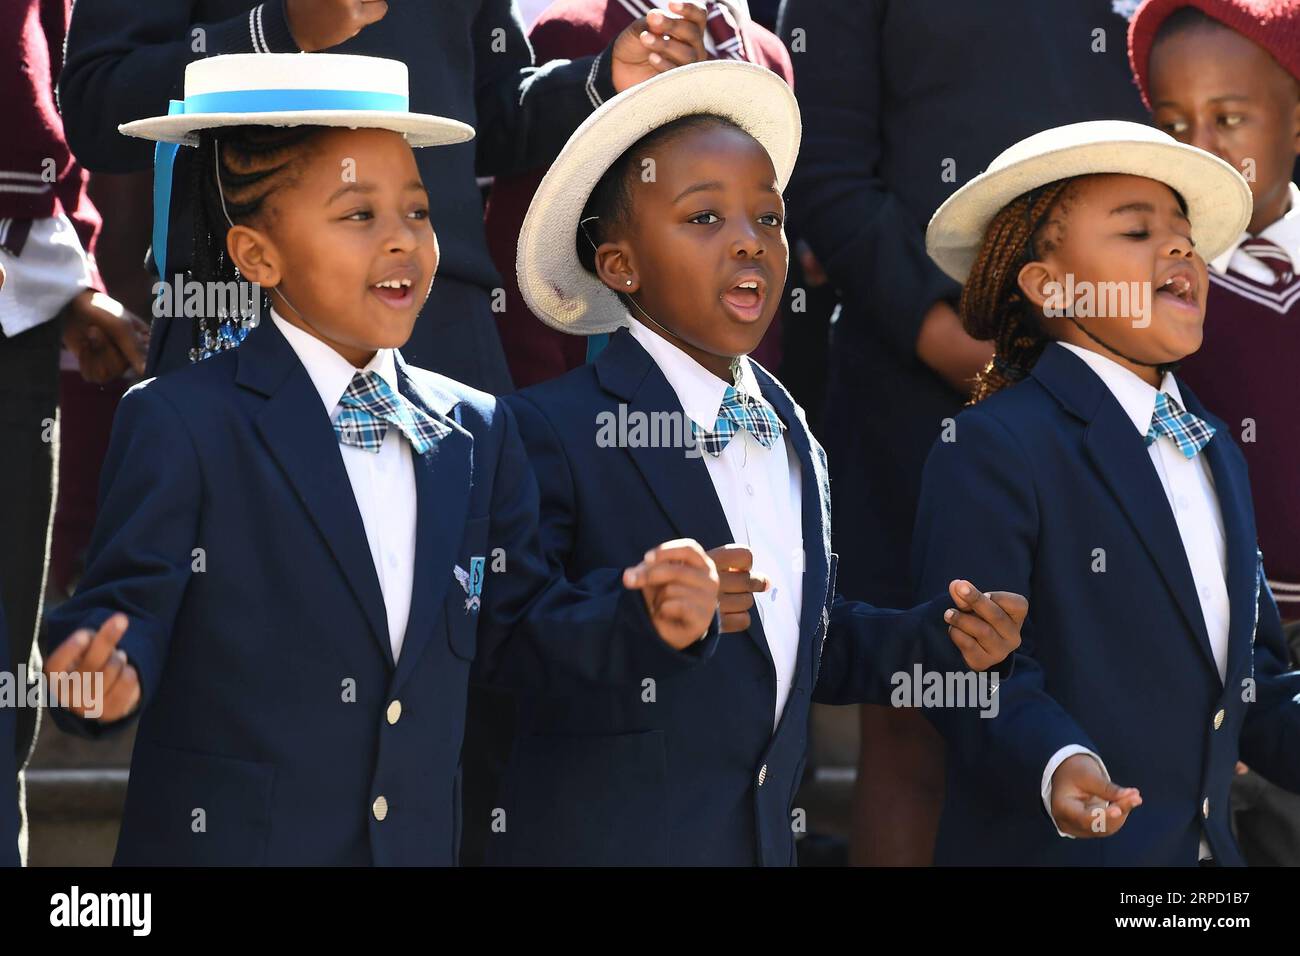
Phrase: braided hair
[
  {"left": 186, "top": 124, "right": 325, "bottom": 360},
  {"left": 960, "top": 177, "right": 1076, "bottom": 403}
]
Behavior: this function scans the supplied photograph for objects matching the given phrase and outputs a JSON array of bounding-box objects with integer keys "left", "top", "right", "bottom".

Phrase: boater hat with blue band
[{"left": 120, "top": 53, "right": 474, "bottom": 279}]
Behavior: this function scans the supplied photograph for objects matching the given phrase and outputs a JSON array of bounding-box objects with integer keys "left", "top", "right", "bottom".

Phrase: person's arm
[
  {"left": 1239, "top": 568, "right": 1300, "bottom": 793},
  {"left": 910, "top": 408, "right": 1093, "bottom": 804},
  {"left": 472, "top": 394, "right": 720, "bottom": 693},
  {"left": 472, "top": 0, "right": 707, "bottom": 179},
  {"left": 41, "top": 382, "right": 202, "bottom": 737},
  {"left": 59, "top": 0, "right": 300, "bottom": 173},
  {"left": 777, "top": 0, "right": 987, "bottom": 390}
]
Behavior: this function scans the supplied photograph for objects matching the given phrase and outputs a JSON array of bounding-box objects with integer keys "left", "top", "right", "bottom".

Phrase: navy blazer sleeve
[
  {"left": 812, "top": 592, "right": 973, "bottom": 706},
  {"left": 42, "top": 381, "right": 201, "bottom": 738},
  {"left": 471, "top": 0, "right": 615, "bottom": 179},
  {"left": 1239, "top": 575, "right": 1300, "bottom": 792},
  {"left": 778, "top": 0, "right": 960, "bottom": 359},
  {"left": 474, "top": 396, "right": 719, "bottom": 693},
  {"left": 911, "top": 407, "right": 1098, "bottom": 799},
  {"left": 59, "top": 0, "right": 300, "bottom": 173}
]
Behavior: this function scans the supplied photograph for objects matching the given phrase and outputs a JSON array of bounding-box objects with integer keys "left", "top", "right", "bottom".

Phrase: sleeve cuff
[
  {"left": 1041, "top": 746, "right": 1109, "bottom": 839},
  {"left": 584, "top": 47, "right": 618, "bottom": 108},
  {"left": 208, "top": 1, "right": 301, "bottom": 55}
]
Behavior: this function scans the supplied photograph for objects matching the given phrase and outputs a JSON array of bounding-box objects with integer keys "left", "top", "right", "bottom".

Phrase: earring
[{"left": 625, "top": 279, "right": 633, "bottom": 287}]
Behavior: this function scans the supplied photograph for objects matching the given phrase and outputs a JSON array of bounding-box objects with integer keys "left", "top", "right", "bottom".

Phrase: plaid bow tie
[
  {"left": 692, "top": 385, "right": 784, "bottom": 457},
  {"left": 333, "top": 370, "right": 446, "bottom": 455},
  {"left": 1145, "top": 391, "right": 1215, "bottom": 459}
]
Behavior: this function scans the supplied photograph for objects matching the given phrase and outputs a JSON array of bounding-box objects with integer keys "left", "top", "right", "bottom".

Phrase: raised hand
[
  {"left": 42, "top": 613, "right": 141, "bottom": 723},
  {"left": 943, "top": 580, "right": 1027, "bottom": 671},
  {"left": 1050, "top": 753, "right": 1143, "bottom": 838},
  {"left": 611, "top": 1, "right": 709, "bottom": 91},
  {"left": 623, "top": 538, "right": 720, "bottom": 649}
]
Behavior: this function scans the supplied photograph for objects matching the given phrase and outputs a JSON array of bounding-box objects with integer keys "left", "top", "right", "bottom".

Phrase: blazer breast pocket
[
  {"left": 445, "top": 516, "right": 490, "bottom": 661},
  {"left": 116, "top": 742, "right": 275, "bottom": 866}
]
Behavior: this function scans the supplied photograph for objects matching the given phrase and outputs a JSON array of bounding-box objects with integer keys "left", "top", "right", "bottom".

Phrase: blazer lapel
[
  {"left": 595, "top": 329, "right": 773, "bottom": 668},
  {"left": 1034, "top": 346, "right": 1220, "bottom": 678},
  {"left": 237, "top": 321, "right": 394, "bottom": 669},
  {"left": 1181, "top": 388, "right": 1259, "bottom": 682},
  {"left": 754, "top": 364, "right": 832, "bottom": 688},
  {"left": 390, "top": 359, "right": 472, "bottom": 689}
]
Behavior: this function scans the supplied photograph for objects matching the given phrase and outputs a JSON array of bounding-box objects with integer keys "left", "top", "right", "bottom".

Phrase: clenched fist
[
  {"left": 285, "top": 0, "right": 388, "bottom": 52},
  {"left": 623, "top": 538, "right": 720, "bottom": 649}
]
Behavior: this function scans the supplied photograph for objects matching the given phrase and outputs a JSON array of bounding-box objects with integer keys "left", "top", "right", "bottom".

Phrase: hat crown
[
  {"left": 989, "top": 120, "right": 1177, "bottom": 173},
  {"left": 182, "top": 53, "right": 409, "bottom": 99}
]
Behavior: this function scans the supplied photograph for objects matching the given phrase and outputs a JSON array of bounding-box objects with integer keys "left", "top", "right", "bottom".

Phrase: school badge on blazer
[{"left": 454, "top": 558, "right": 486, "bottom": 614}]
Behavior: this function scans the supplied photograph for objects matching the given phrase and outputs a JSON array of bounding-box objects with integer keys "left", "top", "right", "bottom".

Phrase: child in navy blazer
[
  {"left": 39, "top": 54, "right": 721, "bottom": 866},
  {"left": 914, "top": 120, "right": 1300, "bottom": 865},
  {"left": 487, "top": 61, "right": 1026, "bottom": 866}
]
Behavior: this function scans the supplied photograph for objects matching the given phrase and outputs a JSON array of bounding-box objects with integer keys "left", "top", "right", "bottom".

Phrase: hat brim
[
  {"left": 927, "top": 138, "right": 1252, "bottom": 283},
  {"left": 118, "top": 110, "right": 475, "bottom": 148},
  {"left": 517, "top": 60, "right": 801, "bottom": 336}
]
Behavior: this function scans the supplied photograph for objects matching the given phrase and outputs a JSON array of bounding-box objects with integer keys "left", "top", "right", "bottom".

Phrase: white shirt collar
[
  {"left": 626, "top": 319, "right": 769, "bottom": 431},
  {"left": 1209, "top": 181, "right": 1300, "bottom": 275},
  {"left": 1057, "top": 341, "right": 1185, "bottom": 435},
  {"left": 270, "top": 308, "right": 399, "bottom": 414}
]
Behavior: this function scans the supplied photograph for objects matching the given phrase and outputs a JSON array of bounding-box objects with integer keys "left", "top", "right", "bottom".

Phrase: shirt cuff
[
  {"left": 585, "top": 47, "right": 618, "bottom": 108},
  {"left": 1041, "top": 745, "right": 1109, "bottom": 839}
]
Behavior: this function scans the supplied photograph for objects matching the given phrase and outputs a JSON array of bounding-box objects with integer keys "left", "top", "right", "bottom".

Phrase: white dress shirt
[
  {"left": 1043, "top": 343, "right": 1230, "bottom": 858},
  {"left": 1208, "top": 182, "right": 1300, "bottom": 288},
  {"left": 271, "top": 309, "right": 417, "bottom": 663},
  {"left": 0, "top": 211, "right": 93, "bottom": 337},
  {"left": 628, "top": 320, "right": 803, "bottom": 730}
]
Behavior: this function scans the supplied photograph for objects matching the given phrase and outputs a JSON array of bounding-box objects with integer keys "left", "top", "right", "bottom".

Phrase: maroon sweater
[
  {"left": 483, "top": 0, "right": 794, "bottom": 389},
  {"left": 1179, "top": 268, "right": 1300, "bottom": 614},
  {"left": 1, "top": 0, "right": 100, "bottom": 257}
]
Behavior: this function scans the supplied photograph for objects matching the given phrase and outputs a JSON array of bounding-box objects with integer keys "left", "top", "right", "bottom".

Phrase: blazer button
[
  {"left": 758, "top": 764, "right": 768, "bottom": 787},
  {"left": 1202, "top": 797, "right": 1210, "bottom": 819},
  {"left": 373, "top": 795, "right": 389, "bottom": 822},
  {"left": 1213, "top": 709, "right": 1224, "bottom": 730},
  {"left": 387, "top": 699, "right": 402, "bottom": 725}
]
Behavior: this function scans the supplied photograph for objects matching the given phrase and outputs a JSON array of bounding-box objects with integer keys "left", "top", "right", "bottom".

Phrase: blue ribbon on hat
[{"left": 150, "top": 88, "right": 411, "bottom": 280}]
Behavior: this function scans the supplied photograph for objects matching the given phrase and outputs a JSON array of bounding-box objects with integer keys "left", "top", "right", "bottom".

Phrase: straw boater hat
[
  {"left": 926, "top": 120, "right": 1252, "bottom": 284},
  {"left": 516, "top": 59, "right": 801, "bottom": 336},
  {"left": 119, "top": 53, "right": 474, "bottom": 146}
]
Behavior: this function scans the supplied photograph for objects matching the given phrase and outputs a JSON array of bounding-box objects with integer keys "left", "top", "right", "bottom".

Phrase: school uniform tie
[
  {"left": 334, "top": 370, "right": 446, "bottom": 455},
  {"left": 1237, "top": 236, "right": 1295, "bottom": 286},
  {"left": 1145, "top": 391, "right": 1215, "bottom": 460},
  {"left": 705, "top": 1, "right": 747, "bottom": 60},
  {"left": 693, "top": 385, "right": 784, "bottom": 456}
]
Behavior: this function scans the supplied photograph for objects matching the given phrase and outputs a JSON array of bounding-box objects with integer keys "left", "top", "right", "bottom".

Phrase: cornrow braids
[
  {"left": 960, "top": 177, "right": 1075, "bottom": 403},
  {"left": 187, "top": 125, "right": 325, "bottom": 361}
]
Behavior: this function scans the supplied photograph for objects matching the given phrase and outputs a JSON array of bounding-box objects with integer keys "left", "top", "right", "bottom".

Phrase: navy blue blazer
[
  {"left": 913, "top": 343, "right": 1300, "bottom": 866},
  {"left": 43, "top": 317, "right": 690, "bottom": 866},
  {"left": 1, "top": 600, "right": 17, "bottom": 867},
  {"left": 490, "top": 327, "right": 967, "bottom": 866}
]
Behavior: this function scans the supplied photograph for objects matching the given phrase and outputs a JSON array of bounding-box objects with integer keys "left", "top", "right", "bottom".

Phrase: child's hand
[
  {"left": 42, "top": 613, "right": 141, "bottom": 723},
  {"left": 285, "top": 0, "right": 388, "bottom": 53},
  {"left": 623, "top": 538, "right": 720, "bottom": 650},
  {"left": 60, "top": 290, "right": 149, "bottom": 384},
  {"left": 706, "top": 544, "right": 769, "bottom": 633},
  {"left": 943, "top": 580, "right": 1026, "bottom": 670},
  {"left": 612, "top": 1, "right": 709, "bottom": 91},
  {"left": 1050, "top": 754, "right": 1142, "bottom": 838}
]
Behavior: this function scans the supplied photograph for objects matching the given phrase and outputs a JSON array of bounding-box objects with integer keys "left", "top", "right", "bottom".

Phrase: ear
[
  {"left": 226, "top": 225, "right": 282, "bottom": 288},
  {"left": 593, "top": 241, "right": 639, "bottom": 294},
  {"left": 1016, "top": 259, "right": 1062, "bottom": 313}
]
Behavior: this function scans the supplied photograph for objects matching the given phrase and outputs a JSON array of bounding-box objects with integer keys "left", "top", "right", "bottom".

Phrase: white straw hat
[
  {"left": 926, "top": 120, "right": 1252, "bottom": 283},
  {"left": 118, "top": 53, "right": 474, "bottom": 147},
  {"left": 516, "top": 59, "right": 800, "bottom": 336}
]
